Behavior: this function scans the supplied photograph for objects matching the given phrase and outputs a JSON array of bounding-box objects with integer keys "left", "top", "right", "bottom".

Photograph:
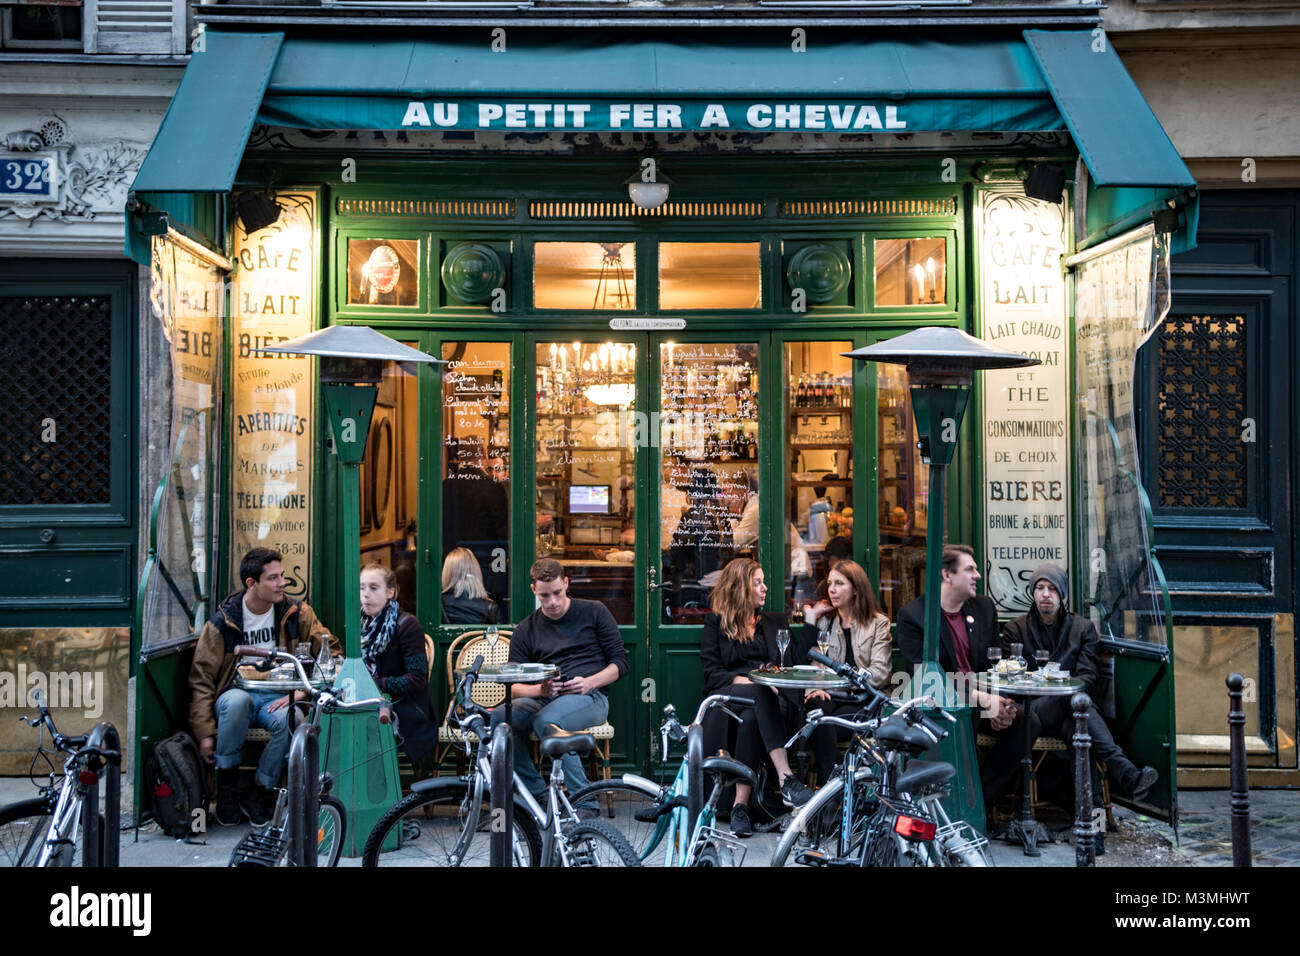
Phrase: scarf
[{"left": 361, "top": 598, "right": 401, "bottom": 677}]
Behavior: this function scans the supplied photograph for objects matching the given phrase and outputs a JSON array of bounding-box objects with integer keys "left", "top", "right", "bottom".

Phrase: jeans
[
  {"left": 489, "top": 690, "right": 608, "bottom": 802},
  {"left": 214, "top": 687, "right": 292, "bottom": 790}
]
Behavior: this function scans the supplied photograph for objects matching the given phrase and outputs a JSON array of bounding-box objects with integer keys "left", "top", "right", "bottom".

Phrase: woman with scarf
[{"left": 360, "top": 563, "right": 437, "bottom": 765}]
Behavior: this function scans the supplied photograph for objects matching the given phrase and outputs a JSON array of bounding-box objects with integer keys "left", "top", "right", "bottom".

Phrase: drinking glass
[
  {"left": 776, "top": 629, "right": 791, "bottom": 666},
  {"left": 987, "top": 647, "right": 1002, "bottom": 675},
  {"left": 1035, "top": 649, "right": 1051, "bottom": 672},
  {"left": 485, "top": 625, "right": 500, "bottom": 651},
  {"left": 295, "top": 640, "right": 314, "bottom": 676}
]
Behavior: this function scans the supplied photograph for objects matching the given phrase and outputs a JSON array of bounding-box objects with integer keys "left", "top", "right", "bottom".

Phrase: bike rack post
[
  {"left": 286, "top": 722, "right": 319, "bottom": 867},
  {"left": 489, "top": 722, "right": 513, "bottom": 868},
  {"left": 82, "top": 721, "right": 122, "bottom": 867},
  {"left": 1227, "top": 673, "right": 1252, "bottom": 867},
  {"left": 1071, "top": 692, "right": 1094, "bottom": 868}
]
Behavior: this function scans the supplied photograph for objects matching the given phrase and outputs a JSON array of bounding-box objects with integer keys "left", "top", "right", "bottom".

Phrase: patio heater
[
  {"left": 266, "top": 325, "right": 444, "bottom": 855},
  {"left": 844, "top": 327, "right": 1039, "bottom": 829}
]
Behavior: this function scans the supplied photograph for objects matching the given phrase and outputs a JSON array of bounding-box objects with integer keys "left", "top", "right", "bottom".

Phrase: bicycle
[
  {"left": 770, "top": 650, "right": 990, "bottom": 868},
  {"left": 227, "top": 646, "right": 391, "bottom": 867},
  {"left": 361, "top": 656, "right": 641, "bottom": 867},
  {"left": 568, "top": 693, "right": 759, "bottom": 867},
  {"left": 0, "top": 690, "right": 121, "bottom": 867}
]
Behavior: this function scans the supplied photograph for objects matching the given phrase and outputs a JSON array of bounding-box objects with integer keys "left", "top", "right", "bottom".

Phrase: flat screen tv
[{"left": 569, "top": 484, "right": 611, "bottom": 514}]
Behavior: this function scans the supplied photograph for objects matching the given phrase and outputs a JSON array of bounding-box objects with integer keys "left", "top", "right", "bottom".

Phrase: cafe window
[
  {"left": 874, "top": 237, "right": 947, "bottom": 307},
  {"left": 441, "top": 342, "right": 511, "bottom": 621},
  {"left": 658, "top": 242, "right": 762, "bottom": 310},
  {"left": 659, "top": 342, "right": 759, "bottom": 624},
  {"left": 535, "top": 341, "right": 637, "bottom": 623},
  {"left": 356, "top": 351, "right": 421, "bottom": 615},
  {"left": 534, "top": 242, "right": 637, "bottom": 311},
  {"left": 346, "top": 239, "right": 420, "bottom": 307},
  {"left": 876, "top": 362, "right": 930, "bottom": 620},
  {"left": 784, "top": 342, "right": 854, "bottom": 614}
]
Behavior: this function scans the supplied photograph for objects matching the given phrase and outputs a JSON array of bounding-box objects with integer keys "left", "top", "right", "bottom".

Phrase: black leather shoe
[{"left": 1131, "top": 766, "right": 1159, "bottom": 802}]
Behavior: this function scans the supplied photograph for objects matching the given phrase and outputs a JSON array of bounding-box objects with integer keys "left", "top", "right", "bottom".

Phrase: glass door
[{"left": 526, "top": 333, "right": 648, "bottom": 769}]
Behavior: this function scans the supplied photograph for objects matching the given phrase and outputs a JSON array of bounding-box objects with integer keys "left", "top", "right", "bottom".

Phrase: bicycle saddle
[
  {"left": 874, "top": 722, "right": 935, "bottom": 756},
  {"left": 892, "top": 759, "right": 956, "bottom": 795},
  {"left": 700, "top": 754, "right": 757, "bottom": 789},
  {"left": 539, "top": 730, "right": 597, "bottom": 759}
]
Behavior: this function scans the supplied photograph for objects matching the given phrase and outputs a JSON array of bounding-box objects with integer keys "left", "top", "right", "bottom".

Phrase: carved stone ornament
[{"left": 0, "top": 120, "right": 146, "bottom": 226}]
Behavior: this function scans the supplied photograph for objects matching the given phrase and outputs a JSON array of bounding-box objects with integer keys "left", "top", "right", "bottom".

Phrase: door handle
[{"left": 647, "top": 565, "right": 670, "bottom": 593}]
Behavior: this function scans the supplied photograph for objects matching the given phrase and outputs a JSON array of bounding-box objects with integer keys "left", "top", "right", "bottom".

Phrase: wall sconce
[
  {"left": 625, "top": 159, "right": 673, "bottom": 209},
  {"left": 236, "top": 190, "right": 282, "bottom": 234},
  {"left": 1022, "top": 162, "right": 1067, "bottom": 204}
]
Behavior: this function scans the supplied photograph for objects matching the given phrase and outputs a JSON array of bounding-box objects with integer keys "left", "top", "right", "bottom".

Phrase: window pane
[
  {"left": 877, "top": 363, "right": 930, "bottom": 621},
  {"left": 534, "top": 242, "right": 636, "bottom": 310},
  {"left": 659, "top": 242, "right": 761, "bottom": 310},
  {"left": 356, "top": 354, "right": 421, "bottom": 614},
  {"left": 536, "top": 341, "right": 637, "bottom": 623},
  {"left": 874, "top": 237, "right": 946, "bottom": 306},
  {"left": 442, "top": 342, "right": 511, "bottom": 621},
  {"left": 346, "top": 239, "right": 419, "bottom": 306},
  {"left": 659, "top": 342, "right": 758, "bottom": 624},
  {"left": 784, "top": 342, "right": 854, "bottom": 613}
]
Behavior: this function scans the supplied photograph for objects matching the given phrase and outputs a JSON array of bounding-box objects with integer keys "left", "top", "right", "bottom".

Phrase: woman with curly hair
[{"left": 699, "top": 557, "right": 814, "bottom": 837}]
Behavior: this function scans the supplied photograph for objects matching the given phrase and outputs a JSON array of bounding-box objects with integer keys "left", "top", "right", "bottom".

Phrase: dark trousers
[
  {"left": 979, "top": 707, "right": 1040, "bottom": 810},
  {"left": 810, "top": 697, "right": 869, "bottom": 786},
  {"left": 726, "top": 683, "right": 799, "bottom": 778},
  {"left": 1030, "top": 695, "right": 1140, "bottom": 797}
]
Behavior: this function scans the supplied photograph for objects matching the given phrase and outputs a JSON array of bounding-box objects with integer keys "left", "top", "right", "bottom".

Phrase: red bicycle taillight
[
  {"left": 894, "top": 814, "right": 936, "bottom": 842},
  {"left": 79, "top": 770, "right": 100, "bottom": 785}
]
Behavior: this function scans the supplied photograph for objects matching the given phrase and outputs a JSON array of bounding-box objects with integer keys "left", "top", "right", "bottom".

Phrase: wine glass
[
  {"left": 987, "top": 646, "right": 1002, "bottom": 676},
  {"left": 485, "top": 625, "right": 500, "bottom": 652},
  {"left": 1035, "top": 649, "right": 1051, "bottom": 673},
  {"left": 815, "top": 618, "right": 832, "bottom": 666},
  {"left": 775, "top": 629, "right": 791, "bottom": 667}
]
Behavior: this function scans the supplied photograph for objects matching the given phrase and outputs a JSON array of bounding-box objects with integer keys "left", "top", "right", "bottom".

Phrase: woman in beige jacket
[{"left": 801, "top": 560, "right": 893, "bottom": 784}]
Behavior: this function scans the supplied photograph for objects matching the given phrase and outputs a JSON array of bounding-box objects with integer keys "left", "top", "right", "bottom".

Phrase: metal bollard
[
  {"left": 82, "top": 722, "right": 122, "bottom": 867},
  {"left": 286, "top": 722, "right": 319, "bottom": 867},
  {"left": 1227, "top": 673, "right": 1251, "bottom": 867},
  {"left": 1071, "top": 692, "right": 1094, "bottom": 868},
  {"left": 489, "top": 722, "right": 514, "bottom": 868}
]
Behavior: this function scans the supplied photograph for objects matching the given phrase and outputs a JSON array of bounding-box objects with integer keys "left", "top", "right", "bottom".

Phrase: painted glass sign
[
  {"left": 0, "top": 153, "right": 57, "bottom": 201},
  {"left": 230, "top": 192, "right": 317, "bottom": 599},
  {"left": 979, "top": 188, "right": 1071, "bottom": 614}
]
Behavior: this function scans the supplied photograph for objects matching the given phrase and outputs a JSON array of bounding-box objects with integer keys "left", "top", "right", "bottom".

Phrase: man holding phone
[{"left": 489, "top": 559, "right": 629, "bottom": 811}]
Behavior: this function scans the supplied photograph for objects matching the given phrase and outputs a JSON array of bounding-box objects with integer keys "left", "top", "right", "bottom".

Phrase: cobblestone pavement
[
  {"left": 7, "top": 775, "right": 1291, "bottom": 867},
  {"left": 1172, "top": 789, "right": 1300, "bottom": 867}
]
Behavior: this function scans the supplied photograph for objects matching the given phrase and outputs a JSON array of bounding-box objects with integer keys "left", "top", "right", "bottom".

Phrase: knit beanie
[{"left": 1027, "top": 562, "right": 1069, "bottom": 609}]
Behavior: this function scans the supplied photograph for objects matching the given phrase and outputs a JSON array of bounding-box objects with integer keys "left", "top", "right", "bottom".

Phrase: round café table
[
  {"left": 977, "top": 671, "right": 1084, "bottom": 857},
  {"left": 458, "top": 662, "right": 559, "bottom": 726},
  {"left": 749, "top": 665, "right": 852, "bottom": 691}
]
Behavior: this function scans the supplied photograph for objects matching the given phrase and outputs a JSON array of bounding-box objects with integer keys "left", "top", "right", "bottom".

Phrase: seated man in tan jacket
[{"left": 189, "top": 547, "right": 336, "bottom": 826}]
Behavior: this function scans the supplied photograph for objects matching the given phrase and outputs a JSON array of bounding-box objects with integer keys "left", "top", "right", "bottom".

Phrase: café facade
[{"left": 125, "top": 2, "right": 1198, "bottom": 820}]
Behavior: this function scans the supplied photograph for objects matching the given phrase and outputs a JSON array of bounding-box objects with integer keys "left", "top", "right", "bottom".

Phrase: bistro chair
[{"left": 434, "top": 628, "right": 512, "bottom": 775}]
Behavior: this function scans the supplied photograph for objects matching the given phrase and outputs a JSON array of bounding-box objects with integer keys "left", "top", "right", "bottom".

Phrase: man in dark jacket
[
  {"left": 1002, "top": 563, "right": 1158, "bottom": 802},
  {"left": 189, "top": 548, "right": 336, "bottom": 826},
  {"left": 897, "top": 544, "right": 1033, "bottom": 810}
]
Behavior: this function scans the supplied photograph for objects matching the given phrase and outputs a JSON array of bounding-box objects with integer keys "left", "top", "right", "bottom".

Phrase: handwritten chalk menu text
[
  {"left": 230, "top": 192, "right": 316, "bottom": 599},
  {"left": 979, "top": 189, "right": 1070, "bottom": 614}
]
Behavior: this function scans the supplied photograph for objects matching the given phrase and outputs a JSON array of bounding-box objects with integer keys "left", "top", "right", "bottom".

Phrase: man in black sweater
[
  {"left": 1002, "top": 563, "right": 1158, "bottom": 803},
  {"left": 489, "top": 559, "right": 629, "bottom": 807}
]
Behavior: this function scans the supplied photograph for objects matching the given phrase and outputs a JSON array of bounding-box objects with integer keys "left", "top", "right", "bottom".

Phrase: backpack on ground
[{"left": 146, "top": 731, "right": 208, "bottom": 839}]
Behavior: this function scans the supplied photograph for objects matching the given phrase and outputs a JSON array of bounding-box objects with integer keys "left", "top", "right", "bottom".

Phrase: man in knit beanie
[{"left": 1003, "top": 563, "right": 1159, "bottom": 804}]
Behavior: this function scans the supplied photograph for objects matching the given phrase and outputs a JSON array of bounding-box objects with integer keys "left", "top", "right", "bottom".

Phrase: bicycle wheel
[
  {"left": 564, "top": 820, "right": 642, "bottom": 867},
  {"left": 769, "top": 775, "right": 873, "bottom": 867},
  {"left": 0, "top": 798, "right": 53, "bottom": 867},
  {"left": 315, "top": 796, "right": 346, "bottom": 868},
  {"left": 361, "top": 781, "right": 541, "bottom": 867},
  {"left": 568, "top": 781, "right": 670, "bottom": 866}
]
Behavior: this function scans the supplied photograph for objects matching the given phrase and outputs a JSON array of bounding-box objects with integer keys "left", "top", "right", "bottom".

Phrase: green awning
[
  {"left": 131, "top": 31, "right": 283, "bottom": 194},
  {"left": 128, "top": 28, "right": 1197, "bottom": 250},
  {"left": 1023, "top": 30, "right": 1193, "bottom": 190}
]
